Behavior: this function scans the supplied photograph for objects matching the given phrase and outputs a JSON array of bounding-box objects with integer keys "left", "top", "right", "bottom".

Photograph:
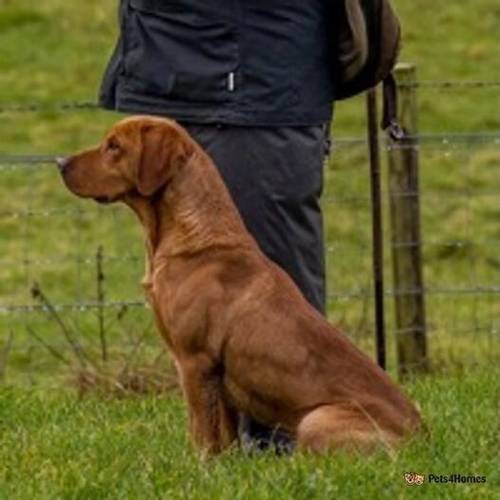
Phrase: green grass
[
  {"left": 0, "top": 1, "right": 499, "bottom": 498},
  {"left": 1, "top": 367, "right": 498, "bottom": 499}
]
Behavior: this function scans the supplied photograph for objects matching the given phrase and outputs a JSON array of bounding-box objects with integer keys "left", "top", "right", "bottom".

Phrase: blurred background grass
[{"left": 0, "top": 0, "right": 500, "bottom": 154}]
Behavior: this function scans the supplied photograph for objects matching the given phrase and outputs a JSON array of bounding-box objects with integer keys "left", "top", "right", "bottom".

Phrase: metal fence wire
[{"left": 1, "top": 79, "right": 499, "bottom": 378}]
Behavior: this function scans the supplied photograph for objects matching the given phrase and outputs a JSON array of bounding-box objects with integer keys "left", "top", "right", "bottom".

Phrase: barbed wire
[
  {"left": 322, "top": 188, "right": 500, "bottom": 206},
  {"left": 0, "top": 155, "right": 57, "bottom": 164},
  {"left": 333, "top": 132, "right": 500, "bottom": 146},
  {"left": 1, "top": 133, "right": 498, "bottom": 169},
  {"left": 0, "top": 235, "right": 498, "bottom": 271},
  {"left": 2, "top": 284, "right": 499, "bottom": 315},
  {"left": 0, "top": 207, "right": 93, "bottom": 219},
  {"left": 0, "top": 254, "right": 142, "bottom": 268},
  {"left": 0, "top": 300, "right": 146, "bottom": 315},
  {"left": 398, "top": 80, "right": 500, "bottom": 89},
  {"left": 0, "top": 206, "right": 120, "bottom": 219},
  {"left": 16, "top": 325, "right": 497, "bottom": 359},
  {"left": 329, "top": 238, "right": 500, "bottom": 252},
  {"left": 0, "top": 101, "right": 97, "bottom": 114},
  {"left": 1, "top": 184, "right": 499, "bottom": 220},
  {"left": 0, "top": 80, "right": 499, "bottom": 115}
]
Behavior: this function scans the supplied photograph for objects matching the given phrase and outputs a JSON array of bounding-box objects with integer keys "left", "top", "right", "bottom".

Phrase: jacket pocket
[{"left": 122, "top": 0, "right": 239, "bottom": 103}]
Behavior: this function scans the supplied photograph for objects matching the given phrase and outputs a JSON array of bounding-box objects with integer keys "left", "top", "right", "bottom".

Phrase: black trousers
[{"left": 183, "top": 123, "right": 331, "bottom": 451}]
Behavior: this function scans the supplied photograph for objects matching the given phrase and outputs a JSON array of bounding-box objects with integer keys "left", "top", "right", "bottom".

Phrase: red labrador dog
[{"left": 59, "top": 116, "right": 423, "bottom": 456}]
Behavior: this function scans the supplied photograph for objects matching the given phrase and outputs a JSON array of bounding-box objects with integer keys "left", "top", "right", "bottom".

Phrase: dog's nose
[{"left": 56, "top": 156, "right": 70, "bottom": 172}]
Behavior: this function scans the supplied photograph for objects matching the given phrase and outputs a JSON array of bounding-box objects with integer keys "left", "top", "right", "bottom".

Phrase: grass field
[
  {"left": 1, "top": 0, "right": 499, "bottom": 498},
  {"left": 1, "top": 368, "right": 499, "bottom": 499}
]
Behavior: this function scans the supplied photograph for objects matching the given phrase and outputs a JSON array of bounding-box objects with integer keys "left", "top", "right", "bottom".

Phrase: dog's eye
[{"left": 107, "top": 139, "right": 121, "bottom": 153}]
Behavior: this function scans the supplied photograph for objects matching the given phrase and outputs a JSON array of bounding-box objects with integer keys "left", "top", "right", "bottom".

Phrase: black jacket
[{"left": 100, "top": 0, "right": 336, "bottom": 126}]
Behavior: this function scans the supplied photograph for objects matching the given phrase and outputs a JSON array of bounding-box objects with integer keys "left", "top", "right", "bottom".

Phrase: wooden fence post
[{"left": 387, "top": 63, "right": 428, "bottom": 376}]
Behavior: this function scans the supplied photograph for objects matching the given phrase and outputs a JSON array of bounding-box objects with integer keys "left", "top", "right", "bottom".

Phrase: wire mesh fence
[
  {"left": 326, "top": 130, "right": 500, "bottom": 372},
  {"left": 1, "top": 79, "right": 499, "bottom": 383}
]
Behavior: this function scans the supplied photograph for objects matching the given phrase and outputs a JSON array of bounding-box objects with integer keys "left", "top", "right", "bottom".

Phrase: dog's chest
[{"left": 142, "top": 276, "right": 176, "bottom": 349}]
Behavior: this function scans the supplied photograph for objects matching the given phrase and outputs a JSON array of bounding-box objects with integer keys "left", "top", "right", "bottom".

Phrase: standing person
[{"left": 100, "top": 0, "right": 336, "bottom": 452}]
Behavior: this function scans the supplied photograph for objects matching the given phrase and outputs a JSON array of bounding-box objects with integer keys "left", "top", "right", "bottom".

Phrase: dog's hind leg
[{"left": 296, "top": 405, "right": 398, "bottom": 454}]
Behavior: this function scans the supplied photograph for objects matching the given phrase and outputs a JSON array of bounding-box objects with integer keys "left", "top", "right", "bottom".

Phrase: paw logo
[{"left": 404, "top": 472, "right": 425, "bottom": 486}]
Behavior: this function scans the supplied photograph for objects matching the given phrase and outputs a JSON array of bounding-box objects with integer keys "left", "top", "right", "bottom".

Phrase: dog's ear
[{"left": 137, "top": 124, "right": 188, "bottom": 197}]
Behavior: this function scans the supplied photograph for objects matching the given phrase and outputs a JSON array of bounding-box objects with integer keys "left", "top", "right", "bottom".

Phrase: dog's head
[{"left": 58, "top": 116, "right": 193, "bottom": 203}]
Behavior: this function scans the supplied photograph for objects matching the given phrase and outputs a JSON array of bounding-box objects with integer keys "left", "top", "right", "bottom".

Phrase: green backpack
[{"left": 334, "top": 0, "right": 403, "bottom": 137}]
